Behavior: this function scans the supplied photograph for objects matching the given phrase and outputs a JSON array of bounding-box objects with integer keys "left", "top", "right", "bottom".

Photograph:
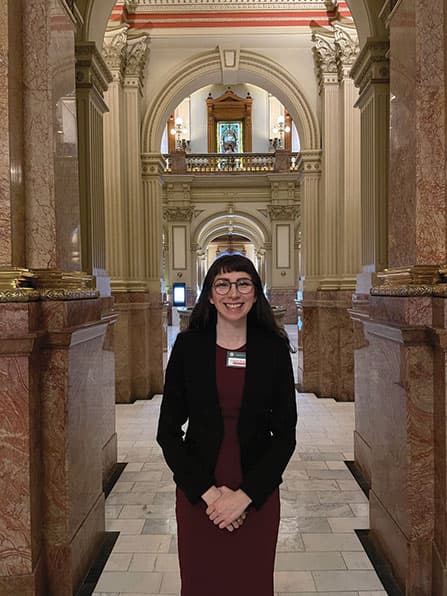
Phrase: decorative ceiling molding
[{"left": 126, "top": 0, "right": 331, "bottom": 11}]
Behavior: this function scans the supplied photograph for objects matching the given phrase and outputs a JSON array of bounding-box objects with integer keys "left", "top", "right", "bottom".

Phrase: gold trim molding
[
  {"left": 0, "top": 268, "right": 99, "bottom": 302},
  {"left": 371, "top": 266, "right": 447, "bottom": 296}
]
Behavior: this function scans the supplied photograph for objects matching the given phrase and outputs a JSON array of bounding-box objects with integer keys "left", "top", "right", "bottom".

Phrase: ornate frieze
[
  {"left": 163, "top": 207, "right": 195, "bottom": 222},
  {"left": 268, "top": 205, "right": 300, "bottom": 220}
]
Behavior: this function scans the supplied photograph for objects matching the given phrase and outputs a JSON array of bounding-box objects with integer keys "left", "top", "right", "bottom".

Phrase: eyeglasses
[{"left": 212, "top": 278, "right": 255, "bottom": 295}]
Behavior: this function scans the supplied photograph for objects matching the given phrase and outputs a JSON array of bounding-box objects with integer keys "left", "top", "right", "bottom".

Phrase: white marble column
[
  {"left": 313, "top": 31, "right": 341, "bottom": 289},
  {"left": 76, "top": 42, "right": 112, "bottom": 296},
  {"left": 141, "top": 153, "right": 165, "bottom": 393},
  {"left": 335, "top": 24, "right": 361, "bottom": 289},
  {"left": 299, "top": 150, "right": 322, "bottom": 291},
  {"left": 123, "top": 35, "right": 150, "bottom": 291},
  {"left": 103, "top": 27, "right": 128, "bottom": 291}
]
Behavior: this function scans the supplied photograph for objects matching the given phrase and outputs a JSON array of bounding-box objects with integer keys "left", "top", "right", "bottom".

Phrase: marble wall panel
[
  {"left": 0, "top": 303, "right": 40, "bottom": 337},
  {"left": 363, "top": 316, "right": 435, "bottom": 592},
  {"left": 39, "top": 298, "right": 101, "bottom": 330},
  {"left": 0, "top": 355, "right": 36, "bottom": 576},
  {"left": 41, "top": 319, "right": 109, "bottom": 595},
  {"left": 318, "top": 305, "right": 339, "bottom": 397},
  {"left": 369, "top": 295, "right": 432, "bottom": 327}
]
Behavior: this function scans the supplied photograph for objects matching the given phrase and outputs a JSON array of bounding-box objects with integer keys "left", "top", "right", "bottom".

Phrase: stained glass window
[{"left": 217, "top": 121, "right": 243, "bottom": 153}]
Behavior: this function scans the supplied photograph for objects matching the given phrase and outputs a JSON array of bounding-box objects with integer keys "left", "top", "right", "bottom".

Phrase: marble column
[
  {"left": 142, "top": 154, "right": 165, "bottom": 395},
  {"left": 301, "top": 28, "right": 359, "bottom": 401},
  {"left": 352, "top": 0, "right": 447, "bottom": 592},
  {"left": 103, "top": 26, "right": 128, "bottom": 290},
  {"left": 102, "top": 29, "right": 154, "bottom": 402},
  {"left": 350, "top": 38, "right": 390, "bottom": 490},
  {"left": 75, "top": 42, "right": 112, "bottom": 296}
]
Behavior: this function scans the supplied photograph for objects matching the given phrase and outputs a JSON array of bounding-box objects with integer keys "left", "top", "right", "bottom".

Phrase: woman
[{"left": 157, "top": 254, "right": 297, "bottom": 596}]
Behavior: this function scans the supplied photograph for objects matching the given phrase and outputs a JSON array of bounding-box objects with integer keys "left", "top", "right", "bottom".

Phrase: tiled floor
[{"left": 93, "top": 326, "right": 386, "bottom": 595}]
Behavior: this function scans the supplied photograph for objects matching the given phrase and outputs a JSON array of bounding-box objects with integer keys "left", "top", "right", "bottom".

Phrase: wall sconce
[
  {"left": 170, "top": 117, "right": 190, "bottom": 152},
  {"left": 272, "top": 114, "right": 290, "bottom": 150}
]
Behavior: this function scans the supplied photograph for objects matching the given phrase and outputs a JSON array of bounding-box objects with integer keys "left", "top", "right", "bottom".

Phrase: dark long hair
[{"left": 188, "top": 254, "right": 291, "bottom": 350}]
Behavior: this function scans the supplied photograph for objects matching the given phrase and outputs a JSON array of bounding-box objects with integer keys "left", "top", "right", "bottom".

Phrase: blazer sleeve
[
  {"left": 156, "top": 333, "right": 215, "bottom": 504},
  {"left": 240, "top": 337, "right": 297, "bottom": 509}
]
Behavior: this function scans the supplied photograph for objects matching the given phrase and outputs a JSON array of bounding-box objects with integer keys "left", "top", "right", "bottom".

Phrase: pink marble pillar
[
  {"left": 353, "top": 0, "right": 447, "bottom": 592},
  {"left": 22, "top": 0, "right": 81, "bottom": 270},
  {"left": 0, "top": 0, "right": 25, "bottom": 267}
]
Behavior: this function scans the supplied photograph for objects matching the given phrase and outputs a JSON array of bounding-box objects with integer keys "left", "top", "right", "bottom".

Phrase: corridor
[{"left": 92, "top": 330, "right": 386, "bottom": 595}]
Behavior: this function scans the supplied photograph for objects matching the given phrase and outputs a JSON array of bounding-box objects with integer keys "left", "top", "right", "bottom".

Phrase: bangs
[{"left": 215, "top": 255, "right": 254, "bottom": 276}]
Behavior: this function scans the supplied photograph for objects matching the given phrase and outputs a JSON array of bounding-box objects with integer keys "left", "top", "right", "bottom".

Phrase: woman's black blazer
[{"left": 156, "top": 325, "right": 297, "bottom": 509}]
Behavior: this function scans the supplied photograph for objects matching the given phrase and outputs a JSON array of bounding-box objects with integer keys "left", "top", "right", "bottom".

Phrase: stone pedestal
[
  {"left": 298, "top": 289, "right": 354, "bottom": 401},
  {"left": 354, "top": 294, "right": 435, "bottom": 593},
  {"left": 0, "top": 297, "right": 116, "bottom": 596}
]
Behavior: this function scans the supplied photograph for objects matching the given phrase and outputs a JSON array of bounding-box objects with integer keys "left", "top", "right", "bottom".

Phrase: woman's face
[{"left": 209, "top": 270, "right": 257, "bottom": 325}]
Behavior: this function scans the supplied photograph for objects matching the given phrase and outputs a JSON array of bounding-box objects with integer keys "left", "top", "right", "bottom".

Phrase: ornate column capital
[
  {"left": 334, "top": 23, "right": 360, "bottom": 80},
  {"left": 312, "top": 29, "right": 338, "bottom": 87},
  {"left": 124, "top": 34, "right": 150, "bottom": 84},
  {"left": 102, "top": 26, "right": 128, "bottom": 77}
]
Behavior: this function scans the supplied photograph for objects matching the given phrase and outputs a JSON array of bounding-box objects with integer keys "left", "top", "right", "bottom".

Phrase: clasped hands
[{"left": 202, "top": 485, "right": 252, "bottom": 532}]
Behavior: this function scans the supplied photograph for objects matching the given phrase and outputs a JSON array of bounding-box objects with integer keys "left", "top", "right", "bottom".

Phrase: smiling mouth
[{"left": 224, "top": 303, "right": 244, "bottom": 309}]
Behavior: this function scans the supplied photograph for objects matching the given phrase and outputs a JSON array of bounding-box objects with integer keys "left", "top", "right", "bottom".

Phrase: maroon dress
[{"left": 176, "top": 344, "right": 280, "bottom": 596}]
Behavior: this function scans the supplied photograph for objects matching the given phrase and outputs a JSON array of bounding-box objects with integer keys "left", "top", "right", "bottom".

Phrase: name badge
[{"left": 226, "top": 351, "right": 246, "bottom": 368}]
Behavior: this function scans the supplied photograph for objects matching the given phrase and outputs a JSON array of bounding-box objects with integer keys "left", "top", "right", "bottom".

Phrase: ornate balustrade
[{"left": 163, "top": 151, "right": 300, "bottom": 174}]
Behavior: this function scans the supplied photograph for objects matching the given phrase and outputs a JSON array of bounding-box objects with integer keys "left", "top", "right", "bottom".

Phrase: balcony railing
[{"left": 164, "top": 151, "right": 300, "bottom": 174}]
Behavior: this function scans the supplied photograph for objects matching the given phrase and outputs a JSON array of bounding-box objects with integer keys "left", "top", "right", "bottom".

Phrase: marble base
[
  {"left": 353, "top": 430, "right": 371, "bottom": 490},
  {"left": 0, "top": 298, "right": 114, "bottom": 595},
  {"left": 354, "top": 295, "right": 435, "bottom": 594},
  {"left": 298, "top": 290, "right": 354, "bottom": 400},
  {"left": 269, "top": 287, "right": 297, "bottom": 324},
  {"left": 370, "top": 490, "right": 432, "bottom": 594},
  {"left": 113, "top": 290, "right": 164, "bottom": 402}
]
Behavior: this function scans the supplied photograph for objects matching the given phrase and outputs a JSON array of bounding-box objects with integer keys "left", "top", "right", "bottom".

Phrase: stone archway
[{"left": 141, "top": 48, "right": 320, "bottom": 154}]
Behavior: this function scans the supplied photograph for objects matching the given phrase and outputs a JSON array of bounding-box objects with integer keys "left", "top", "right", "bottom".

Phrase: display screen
[{"left": 173, "top": 283, "right": 186, "bottom": 306}]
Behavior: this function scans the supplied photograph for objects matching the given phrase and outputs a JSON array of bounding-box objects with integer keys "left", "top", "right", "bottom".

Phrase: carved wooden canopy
[{"left": 206, "top": 89, "right": 253, "bottom": 153}]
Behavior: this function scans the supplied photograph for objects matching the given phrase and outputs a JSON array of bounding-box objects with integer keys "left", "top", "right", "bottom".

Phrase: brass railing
[{"left": 164, "top": 152, "right": 300, "bottom": 174}]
